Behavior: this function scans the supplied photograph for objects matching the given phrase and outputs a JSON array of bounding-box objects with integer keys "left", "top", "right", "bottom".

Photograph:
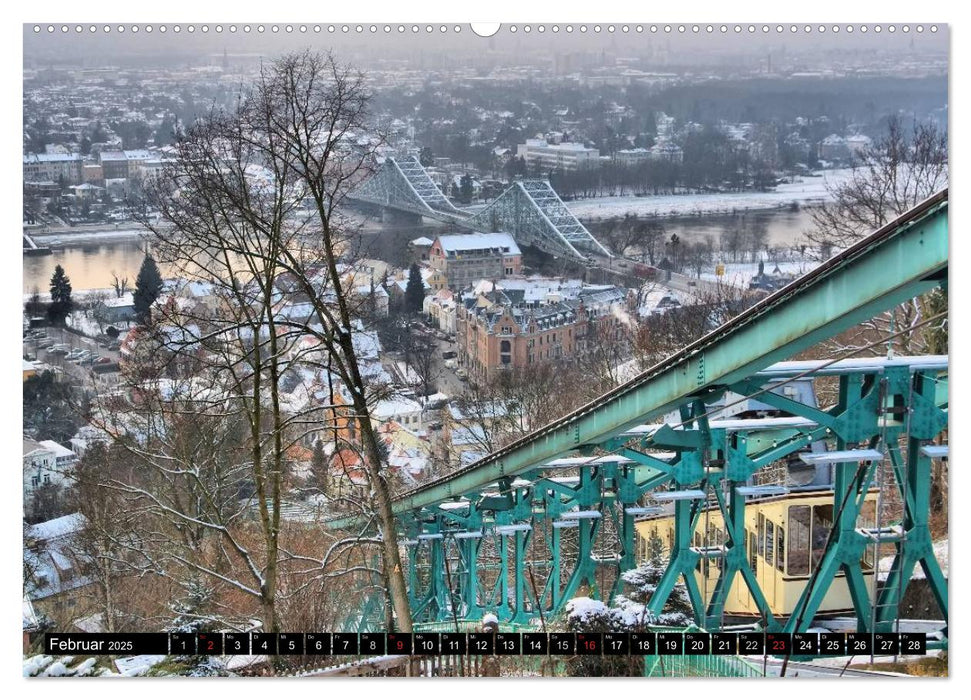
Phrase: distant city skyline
[{"left": 23, "top": 23, "right": 948, "bottom": 73}]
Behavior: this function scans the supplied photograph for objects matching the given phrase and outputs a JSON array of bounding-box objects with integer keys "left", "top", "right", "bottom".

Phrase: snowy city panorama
[{"left": 22, "top": 23, "right": 948, "bottom": 678}]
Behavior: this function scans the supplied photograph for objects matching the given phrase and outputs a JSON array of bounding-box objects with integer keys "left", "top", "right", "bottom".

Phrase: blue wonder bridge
[
  {"left": 334, "top": 176, "right": 948, "bottom": 650},
  {"left": 349, "top": 154, "right": 612, "bottom": 260}
]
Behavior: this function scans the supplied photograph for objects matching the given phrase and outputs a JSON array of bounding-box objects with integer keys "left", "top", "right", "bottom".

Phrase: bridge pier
[{"left": 382, "top": 207, "right": 423, "bottom": 225}]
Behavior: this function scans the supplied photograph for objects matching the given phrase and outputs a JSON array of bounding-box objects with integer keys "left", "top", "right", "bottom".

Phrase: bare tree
[
  {"left": 110, "top": 272, "right": 129, "bottom": 299},
  {"left": 401, "top": 329, "right": 440, "bottom": 399},
  {"left": 87, "top": 290, "right": 111, "bottom": 334},
  {"left": 600, "top": 214, "right": 645, "bottom": 258},
  {"left": 805, "top": 117, "right": 947, "bottom": 256},
  {"left": 637, "top": 220, "right": 665, "bottom": 265},
  {"left": 128, "top": 50, "right": 413, "bottom": 632},
  {"left": 804, "top": 117, "right": 948, "bottom": 357}
]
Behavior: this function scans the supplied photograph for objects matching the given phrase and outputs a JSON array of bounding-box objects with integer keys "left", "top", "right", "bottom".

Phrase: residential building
[
  {"left": 461, "top": 300, "right": 579, "bottom": 381},
  {"left": 457, "top": 281, "right": 629, "bottom": 381},
  {"left": 23, "top": 439, "right": 75, "bottom": 508},
  {"left": 82, "top": 163, "right": 104, "bottom": 185},
  {"left": 614, "top": 148, "right": 651, "bottom": 166},
  {"left": 818, "top": 134, "right": 849, "bottom": 162},
  {"left": 98, "top": 151, "right": 129, "bottom": 180},
  {"left": 409, "top": 236, "right": 435, "bottom": 262},
  {"left": 846, "top": 134, "right": 873, "bottom": 157},
  {"left": 102, "top": 292, "right": 136, "bottom": 323},
  {"left": 428, "top": 233, "right": 522, "bottom": 290},
  {"left": 23, "top": 153, "right": 83, "bottom": 186},
  {"left": 649, "top": 142, "right": 685, "bottom": 164},
  {"left": 424, "top": 288, "right": 457, "bottom": 333},
  {"left": 24, "top": 513, "right": 93, "bottom": 627},
  {"left": 372, "top": 396, "right": 424, "bottom": 431},
  {"left": 516, "top": 138, "right": 600, "bottom": 171}
]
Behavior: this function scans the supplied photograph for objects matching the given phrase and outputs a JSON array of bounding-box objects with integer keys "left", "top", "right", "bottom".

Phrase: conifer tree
[
  {"left": 404, "top": 263, "right": 425, "bottom": 314},
  {"left": 47, "top": 265, "right": 73, "bottom": 326},
  {"left": 133, "top": 254, "right": 164, "bottom": 325}
]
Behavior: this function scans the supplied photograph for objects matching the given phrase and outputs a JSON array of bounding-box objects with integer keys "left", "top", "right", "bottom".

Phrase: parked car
[
  {"left": 456, "top": 368, "right": 468, "bottom": 380},
  {"left": 444, "top": 358, "right": 458, "bottom": 370}
]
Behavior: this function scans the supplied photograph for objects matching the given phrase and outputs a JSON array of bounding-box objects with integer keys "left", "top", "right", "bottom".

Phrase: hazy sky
[{"left": 23, "top": 23, "right": 948, "bottom": 69}]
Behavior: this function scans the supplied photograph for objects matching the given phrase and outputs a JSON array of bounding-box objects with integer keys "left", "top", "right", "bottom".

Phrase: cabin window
[
  {"left": 787, "top": 505, "right": 812, "bottom": 576},
  {"left": 776, "top": 526, "right": 785, "bottom": 572},
  {"left": 713, "top": 525, "right": 724, "bottom": 571},
  {"left": 748, "top": 530, "right": 758, "bottom": 572},
  {"left": 859, "top": 501, "right": 876, "bottom": 570},
  {"left": 757, "top": 514, "right": 765, "bottom": 560},
  {"left": 811, "top": 504, "right": 834, "bottom": 572},
  {"left": 764, "top": 520, "right": 775, "bottom": 568}
]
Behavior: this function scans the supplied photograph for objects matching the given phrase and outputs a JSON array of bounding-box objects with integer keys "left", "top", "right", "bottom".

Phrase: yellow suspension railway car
[{"left": 634, "top": 488, "right": 879, "bottom": 621}]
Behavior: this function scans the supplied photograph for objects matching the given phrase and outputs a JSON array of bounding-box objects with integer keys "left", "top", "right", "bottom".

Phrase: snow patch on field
[
  {"left": 878, "top": 539, "right": 948, "bottom": 581},
  {"left": 699, "top": 260, "right": 817, "bottom": 288},
  {"left": 567, "top": 170, "right": 852, "bottom": 221}
]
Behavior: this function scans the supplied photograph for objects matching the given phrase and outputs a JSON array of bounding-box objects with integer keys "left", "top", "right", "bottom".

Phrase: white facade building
[
  {"left": 516, "top": 139, "right": 600, "bottom": 171},
  {"left": 23, "top": 438, "right": 75, "bottom": 506}
]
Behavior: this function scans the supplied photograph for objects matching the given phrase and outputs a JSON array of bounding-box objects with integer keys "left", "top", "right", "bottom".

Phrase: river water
[{"left": 22, "top": 208, "right": 816, "bottom": 294}]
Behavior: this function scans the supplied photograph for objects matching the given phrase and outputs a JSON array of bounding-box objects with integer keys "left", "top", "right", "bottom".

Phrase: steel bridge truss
[
  {"left": 349, "top": 156, "right": 611, "bottom": 262},
  {"left": 349, "top": 155, "right": 467, "bottom": 222},
  {"left": 397, "top": 357, "right": 947, "bottom": 639},
  {"left": 465, "top": 180, "right": 612, "bottom": 262}
]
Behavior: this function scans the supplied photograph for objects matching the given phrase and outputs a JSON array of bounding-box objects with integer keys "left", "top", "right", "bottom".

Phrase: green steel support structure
[{"left": 325, "top": 192, "right": 948, "bottom": 644}]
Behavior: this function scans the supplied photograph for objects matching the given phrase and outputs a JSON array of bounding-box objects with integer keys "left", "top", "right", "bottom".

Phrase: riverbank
[{"left": 30, "top": 227, "right": 151, "bottom": 247}]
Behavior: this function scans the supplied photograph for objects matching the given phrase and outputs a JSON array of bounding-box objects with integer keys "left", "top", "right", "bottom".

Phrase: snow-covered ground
[
  {"left": 567, "top": 169, "right": 852, "bottom": 221},
  {"left": 698, "top": 260, "right": 818, "bottom": 289},
  {"left": 66, "top": 309, "right": 134, "bottom": 338},
  {"left": 878, "top": 538, "right": 948, "bottom": 581}
]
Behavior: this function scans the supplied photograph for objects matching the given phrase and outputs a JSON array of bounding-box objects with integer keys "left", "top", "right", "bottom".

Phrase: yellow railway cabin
[{"left": 634, "top": 489, "right": 879, "bottom": 620}]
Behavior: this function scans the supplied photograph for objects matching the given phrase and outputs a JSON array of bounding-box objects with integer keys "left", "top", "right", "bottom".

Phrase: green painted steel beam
[{"left": 325, "top": 192, "right": 946, "bottom": 531}]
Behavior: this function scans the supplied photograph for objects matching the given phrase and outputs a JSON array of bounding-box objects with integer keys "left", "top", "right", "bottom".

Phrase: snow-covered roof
[
  {"left": 373, "top": 396, "right": 423, "bottom": 420},
  {"left": 411, "top": 236, "right": 434, "bottom": 246},
  {"left": 24, "top": 152, "right": 81, "bottom": 163},
  {"left": 27, "top": 513, "right": 86, "bottom": 541},
  {"left": 450, "top": 424, "right": 488, "bottom": 447},
  {"left": 436, "top": 233, "right": 521, "bottom": 256},
  {"left": 36, "top": 440, "right": 76, "bottom": 460}
]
